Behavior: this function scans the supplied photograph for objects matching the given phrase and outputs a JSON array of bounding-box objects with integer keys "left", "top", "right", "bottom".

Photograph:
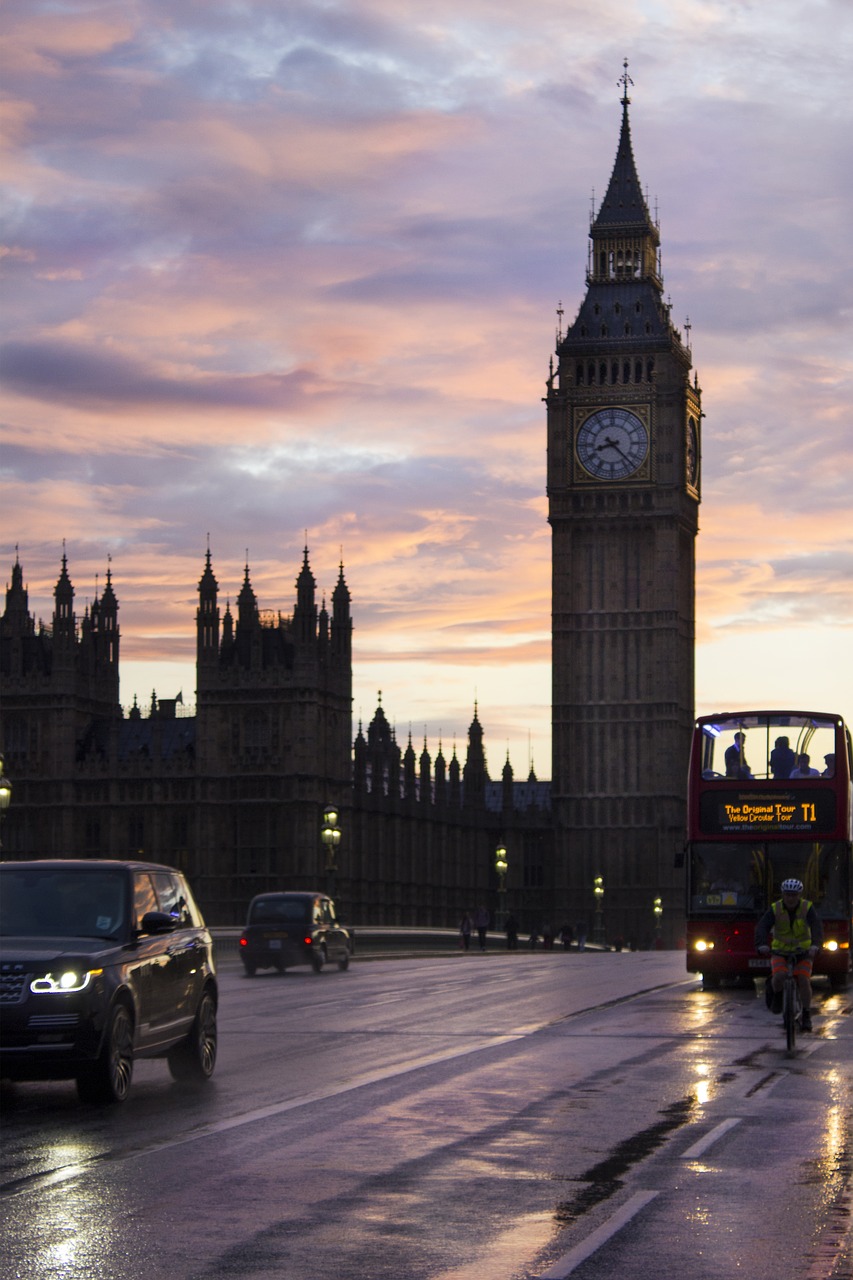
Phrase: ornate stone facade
[
  {"left": 545, "top": 73, "right": 700, "bottom": 945},
  {"left": 0, "top": 550, "right": 552, "bottom": 929}
]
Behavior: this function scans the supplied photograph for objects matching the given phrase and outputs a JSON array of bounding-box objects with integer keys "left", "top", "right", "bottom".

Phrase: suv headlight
[{"left": 30, "top": 968, "right": 103, "bottom": 994}]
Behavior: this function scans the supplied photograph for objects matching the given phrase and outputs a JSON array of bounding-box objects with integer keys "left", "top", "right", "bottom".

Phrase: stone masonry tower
[{"left": 545, "top": 66, "right": 702, "bottom": 946}]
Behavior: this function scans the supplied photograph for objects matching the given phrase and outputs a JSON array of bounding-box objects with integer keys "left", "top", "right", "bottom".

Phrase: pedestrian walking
[{"left": 473, "top": 905, "right": 489, "bottom": 951}]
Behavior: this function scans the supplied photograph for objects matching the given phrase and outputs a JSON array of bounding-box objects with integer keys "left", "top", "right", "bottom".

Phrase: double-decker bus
[{"left": 685, "top": 710, "right": 852, "bottom": 990}]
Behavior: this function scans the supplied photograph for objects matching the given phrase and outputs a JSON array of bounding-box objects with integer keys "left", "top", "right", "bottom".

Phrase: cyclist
[{"left": 755, "top": 878, "right": 823, "bottom": 1032}]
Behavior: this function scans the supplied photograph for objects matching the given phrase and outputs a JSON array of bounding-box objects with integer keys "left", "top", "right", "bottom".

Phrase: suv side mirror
[{"left": 139, "top": 910, "right": 176, "bottom": 935}]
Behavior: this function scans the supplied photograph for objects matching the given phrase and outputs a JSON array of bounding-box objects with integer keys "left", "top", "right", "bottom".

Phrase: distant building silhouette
[{"left": 1, "top": 547, "right": 552, "bottom": 927}]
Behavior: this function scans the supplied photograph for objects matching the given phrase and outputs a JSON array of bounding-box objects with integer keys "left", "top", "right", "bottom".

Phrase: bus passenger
[
  {"left": 790, "top": 753, "right": 819, "bottom": 778},
  {"left": 725, "top": 732, "right": 752, "bottom": 778},
  {"left": 822, "top": 754, "right": 836, "bottom": 778},
  {"left": 755, "top": 878, "right": 823, "bottom": 1032},
  {"left": 770, "top": 736, "right": 796, "bottom": 780}
]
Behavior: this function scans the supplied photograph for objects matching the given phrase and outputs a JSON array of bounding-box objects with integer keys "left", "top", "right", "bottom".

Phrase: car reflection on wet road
[{"left": 1, "top": 952, "right": 851, "bottom": 1280}]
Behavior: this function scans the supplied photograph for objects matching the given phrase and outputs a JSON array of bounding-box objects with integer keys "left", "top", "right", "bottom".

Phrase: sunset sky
[{"left": 2, "top": 0, "right": 852, "bottom": 778}]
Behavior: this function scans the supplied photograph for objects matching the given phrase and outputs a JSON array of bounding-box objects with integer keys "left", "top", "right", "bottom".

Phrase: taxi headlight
[
  {"left": 694, "top": 940, "right": 714, "bottom": 952},
  {"left": 823, "top": 940, "right": 839, "bottom": 952}
]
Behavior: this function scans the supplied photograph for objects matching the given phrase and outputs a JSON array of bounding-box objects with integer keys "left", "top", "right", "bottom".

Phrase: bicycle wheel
[{"left": 783, "top": 981, "right": 797, "bottom": 1055}]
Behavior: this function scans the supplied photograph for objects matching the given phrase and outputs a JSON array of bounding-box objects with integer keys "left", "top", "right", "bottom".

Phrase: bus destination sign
[{"left": 700, "top": 790, "right": 836, "bottom": 836}]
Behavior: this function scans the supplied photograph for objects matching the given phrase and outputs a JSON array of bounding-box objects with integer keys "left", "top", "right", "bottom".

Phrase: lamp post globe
[
  {"left": 593, "top": 876, "right": 605, "bottom": 947},
  {"left": 494, "top": 843, "right": 508, "bottom": 929},
  {"left": 653, "top": 897, "right": 663, "bottom": 947},
  {"left": 321, "top": 804, "right": 342, "bottom": 898},
  {"left": 0, "top": 755, "right": 11, "bottom": 852}
]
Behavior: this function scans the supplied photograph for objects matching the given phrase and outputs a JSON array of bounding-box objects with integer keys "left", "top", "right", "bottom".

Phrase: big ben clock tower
[{"left": 546, "top": 65, "right": 701, "bottom": 946}]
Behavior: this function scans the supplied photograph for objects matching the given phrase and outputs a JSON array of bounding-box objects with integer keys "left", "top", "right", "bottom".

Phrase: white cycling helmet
[{"left": 780, "top": 878, "right": 803, "bottom": 894}]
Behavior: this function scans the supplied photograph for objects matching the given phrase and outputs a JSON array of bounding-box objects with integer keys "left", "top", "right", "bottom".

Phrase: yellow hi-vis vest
[{"left": 771, "top": 899, "right": 813, "bottom": 952}]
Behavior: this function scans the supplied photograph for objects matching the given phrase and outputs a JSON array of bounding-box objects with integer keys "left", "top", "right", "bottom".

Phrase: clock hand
[{"left": 598, "top": 435, "right": 631, "bottom": 463}]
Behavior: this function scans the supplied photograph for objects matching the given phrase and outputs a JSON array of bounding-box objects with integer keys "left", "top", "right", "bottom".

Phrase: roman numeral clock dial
[{"left": 575, "top": 407, "right": 649, "bottom": 480}]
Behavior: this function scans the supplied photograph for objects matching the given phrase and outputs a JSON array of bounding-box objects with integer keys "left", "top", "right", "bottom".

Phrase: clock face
[
  {"left": 686, "top": 416, "right": 699, "bottom": 487},
  {"left": 576, "top": 408, "right": 649, "bottom": 480}
]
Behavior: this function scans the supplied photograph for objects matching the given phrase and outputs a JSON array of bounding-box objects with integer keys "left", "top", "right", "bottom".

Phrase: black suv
[
  {"left": 239, "top": 891, "right": 353, "bottom": 976},
  {"left": 0, "top": 859, "right": 217, "bottom": 1104}
]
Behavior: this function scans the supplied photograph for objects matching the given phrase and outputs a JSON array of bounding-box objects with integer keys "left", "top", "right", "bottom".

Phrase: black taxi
[{"left": 239, "top": 891, "right": 352, "bottom": 976}]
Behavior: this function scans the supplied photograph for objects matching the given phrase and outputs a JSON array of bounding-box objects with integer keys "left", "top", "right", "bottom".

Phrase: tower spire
[{"left": 618, "top": 57, "right": 633, "bottom": 110}]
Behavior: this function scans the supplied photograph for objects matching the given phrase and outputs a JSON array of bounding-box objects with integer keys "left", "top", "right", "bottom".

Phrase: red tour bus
[{"left": 685, "top": 710, "right": 852, "bottom": 990}]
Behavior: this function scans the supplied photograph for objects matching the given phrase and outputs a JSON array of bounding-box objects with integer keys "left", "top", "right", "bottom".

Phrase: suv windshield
[{"left": 0, "top": 867, "right": 128, "bottom": 940}]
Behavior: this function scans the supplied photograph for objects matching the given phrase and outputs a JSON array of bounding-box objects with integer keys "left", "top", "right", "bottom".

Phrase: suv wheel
[
  {"left": 76, "top": 1002, "right": 134, "bottom": 1104},
  {"left": 168, "top": 988, "right": 218, "bottom": 1082}
]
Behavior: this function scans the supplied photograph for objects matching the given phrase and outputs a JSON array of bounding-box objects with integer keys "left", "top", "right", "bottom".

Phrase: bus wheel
[{"left": 702, "top": 972, "right": 721, "bottom": 991}]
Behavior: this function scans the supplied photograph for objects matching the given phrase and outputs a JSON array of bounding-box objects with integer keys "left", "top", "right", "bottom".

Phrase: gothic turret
[
  {"left": 331, "top": 562, "right": 351, "bottom": 664},
  {"left": 462, "top": 703, "right": 489, "bottom": 810},
  {"left": 293, "top": 545, "right": 316, "bottom": 646},
  {"left": 196, "top": 546, "right": 219, "bottom": 673},
  {"left": 52, "top": 550, "right": 75, "bottom": 647}
]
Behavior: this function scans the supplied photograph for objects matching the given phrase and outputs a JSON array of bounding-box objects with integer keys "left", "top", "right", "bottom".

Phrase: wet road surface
[{"left": 1, "top": 951, "right": 851, "bottom": 1279}]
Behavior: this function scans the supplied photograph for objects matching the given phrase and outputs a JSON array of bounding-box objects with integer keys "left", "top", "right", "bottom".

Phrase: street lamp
[
  {"left": 593, "top": 875, "right": 605, "bottom": 947},
  {"left": 495, "top": 842, "right": 508, "bottom": 929},
  {"left": 321, "top": 803, "right": 341, "bottom": 898},
  {"left": 653, "top": 896, "right": 663, "bottom": 947},
  {"left": 0, "top": 755, "right": 12, "bottom": 852}
]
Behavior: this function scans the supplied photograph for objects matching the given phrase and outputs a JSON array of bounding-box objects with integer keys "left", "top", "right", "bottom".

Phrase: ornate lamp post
[
  {"left": 593, "top": 875, "right": 605, "bottom": 947},
  {"left": 0, "top": 755, "right": 12, "bottom": 852},
  {"left": 494, "top": 842, "right": 508, "bottom": 929},
  {"left": 653, "top": 896, "right": 663, "bottom": 947},
  {"left": 321, "top": 803, "right": 341, "bottom": 899}
]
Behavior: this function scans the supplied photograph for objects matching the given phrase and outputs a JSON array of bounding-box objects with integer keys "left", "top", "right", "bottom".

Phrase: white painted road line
[
  {"left": 680, "top": 1116, "right": 743, "bottom": 1160},
  {"left": 536, "top": 1190, "right": 660, "bottom": 1278}
]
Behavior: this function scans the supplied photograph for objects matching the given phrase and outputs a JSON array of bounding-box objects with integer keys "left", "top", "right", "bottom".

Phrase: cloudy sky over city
[{"left": 2, "top": 0, "right": 852, "bottom": 774}]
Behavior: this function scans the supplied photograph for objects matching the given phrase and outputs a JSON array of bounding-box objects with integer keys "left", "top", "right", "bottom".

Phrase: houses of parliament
[
  {"left": 0, "top": 545, "right": 552, "bottom": 930},
  {"left": 0, "top": 78, "right": 699, "bottom": 945}
]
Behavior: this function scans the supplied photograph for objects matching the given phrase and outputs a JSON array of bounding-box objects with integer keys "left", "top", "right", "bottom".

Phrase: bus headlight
[{"left": 694, "top": 940, "right": 714, "bottom": 952}]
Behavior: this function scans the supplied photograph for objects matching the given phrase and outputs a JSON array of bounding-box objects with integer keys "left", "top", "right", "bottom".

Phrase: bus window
[
  {"left": 695, "top": 713, "right": 839, "bottom": 781},
  {"left": 758, "top": 841, "right": 846, "bottom": 917},
  {"left": 689, "top": 843, "right": 766, "bottom": 913}
]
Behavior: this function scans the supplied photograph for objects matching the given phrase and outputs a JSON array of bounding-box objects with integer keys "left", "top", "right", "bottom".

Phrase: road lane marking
[
  {"left": 536, "top": 1190, "right": 660, "bottom": 1278},
  {"left": 680, "top": 1116, "right": 742, "bottom": 1159},
  {"left": 1, "top": 1032, "right": 530, "bottom": 1197}
]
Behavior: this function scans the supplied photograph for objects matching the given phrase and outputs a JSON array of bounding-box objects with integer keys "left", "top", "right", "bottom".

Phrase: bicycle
[{"left": 777, "top": 950, "right": 809, "bottom": 1056}]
